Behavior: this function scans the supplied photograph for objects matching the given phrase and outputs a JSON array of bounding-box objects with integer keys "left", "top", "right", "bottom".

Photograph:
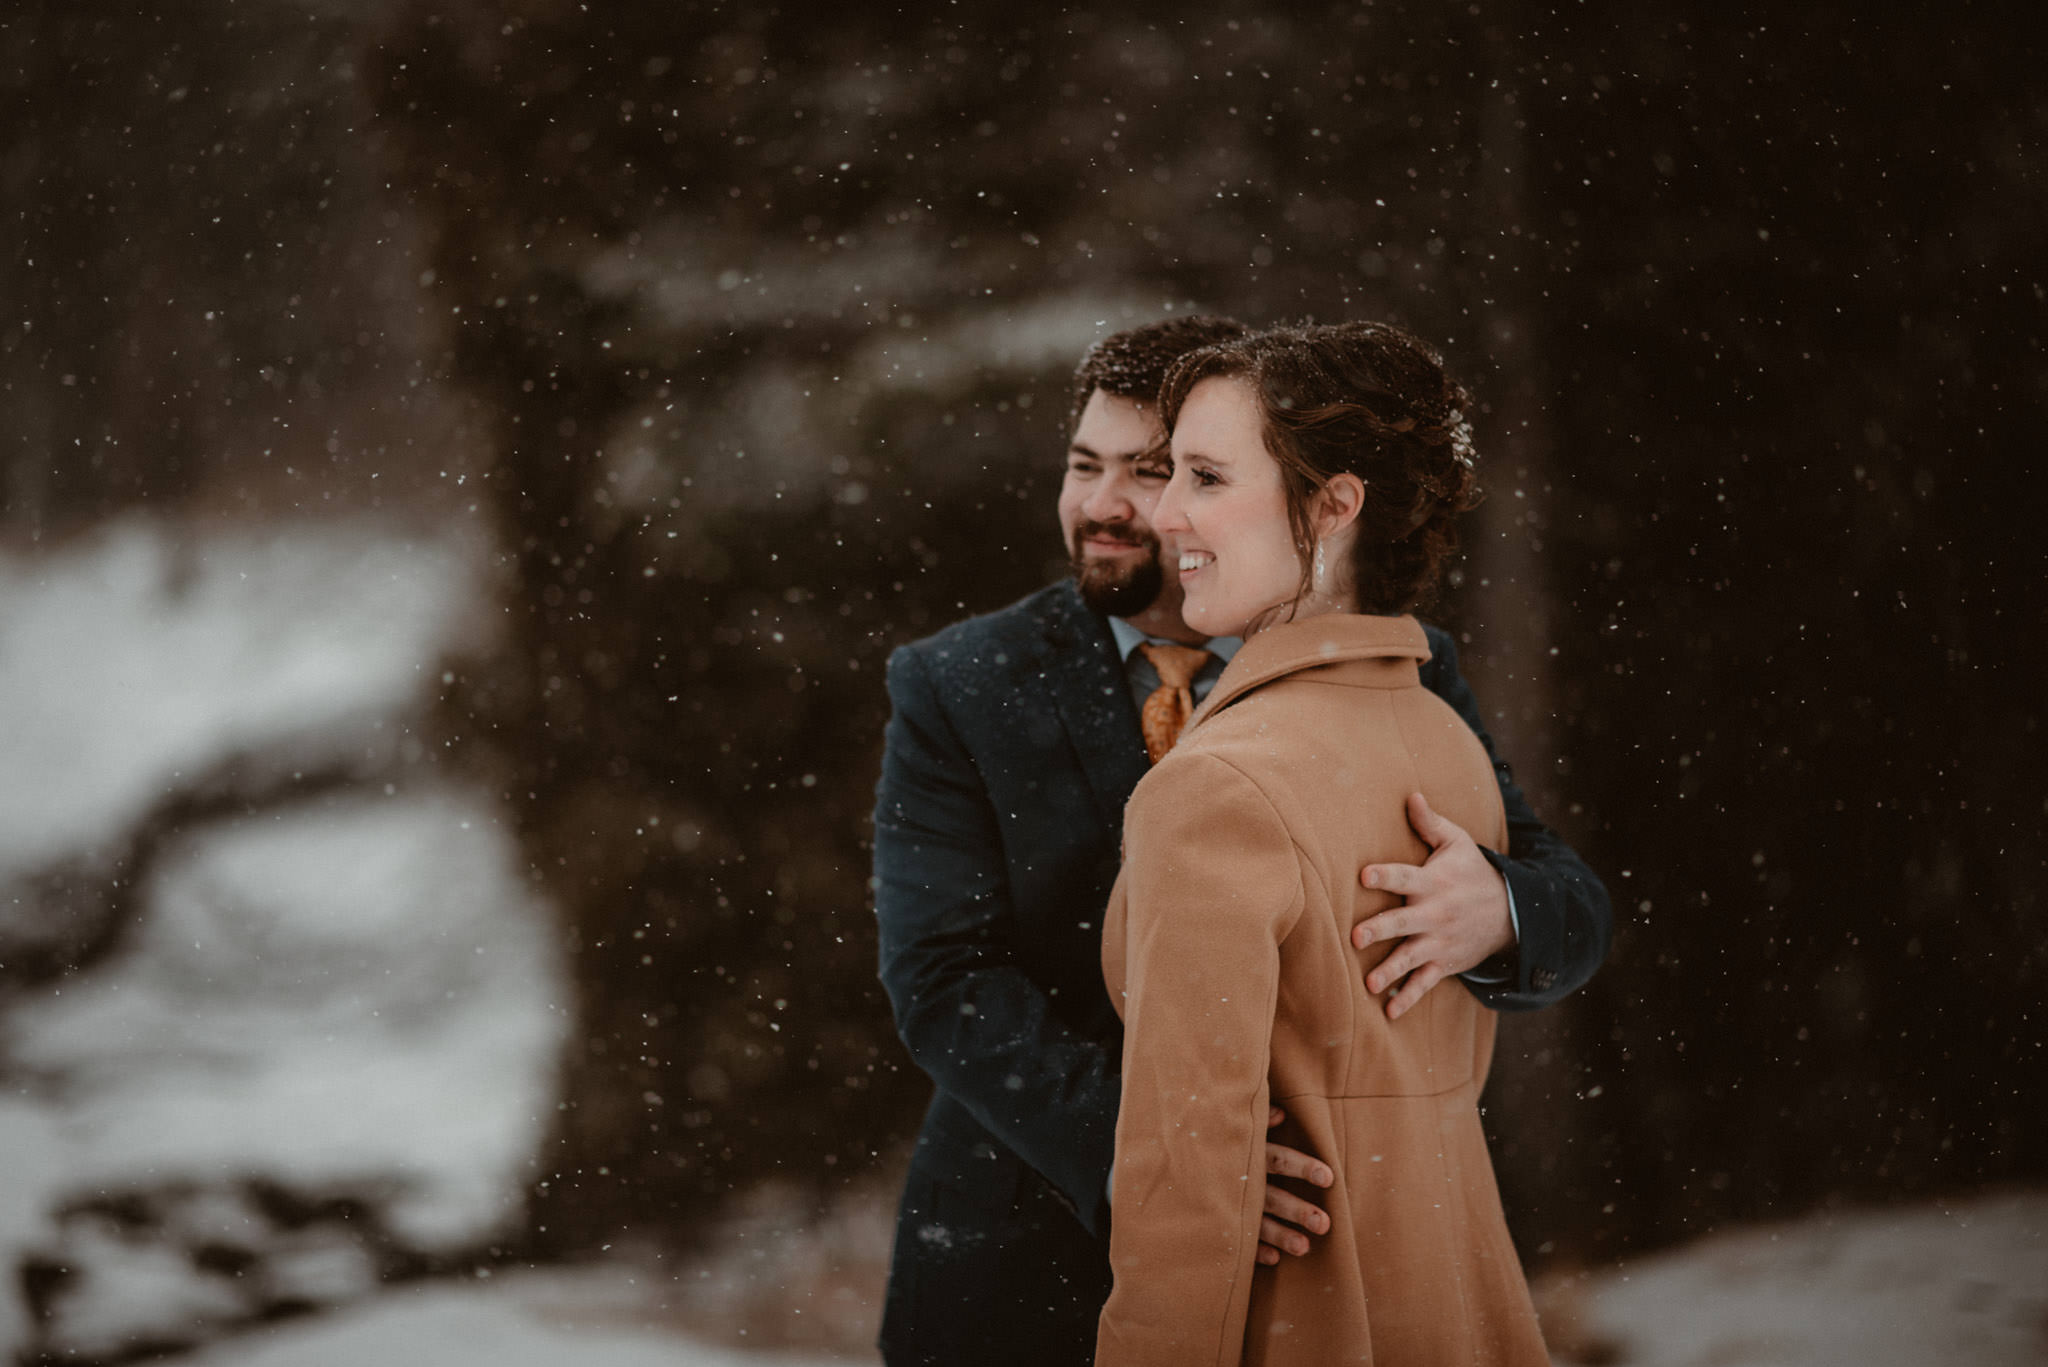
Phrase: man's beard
[{"left": 1069, "top": 520, "right": 1165, "bottom": 618}]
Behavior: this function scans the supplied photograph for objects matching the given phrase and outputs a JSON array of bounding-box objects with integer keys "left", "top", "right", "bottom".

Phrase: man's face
[{"left": 1058, "top": 389, "right": 1174, "bottom": 618}]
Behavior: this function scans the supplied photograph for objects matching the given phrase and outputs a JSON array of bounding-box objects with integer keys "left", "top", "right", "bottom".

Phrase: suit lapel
[{"left": 1031, "top": 582, "right": 1151, "bottom": 825}]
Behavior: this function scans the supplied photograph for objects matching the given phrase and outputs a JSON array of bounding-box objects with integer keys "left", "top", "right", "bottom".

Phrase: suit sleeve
[
  {"left": 1419, "top": 628, "right": 1614, "bottom": 1011},
  {"left": 872, "top": 643, "right": 1122, "bottom": 1233},
  {"left": 1097, "top": 754, "right": 1303, "bottom": 1367}
]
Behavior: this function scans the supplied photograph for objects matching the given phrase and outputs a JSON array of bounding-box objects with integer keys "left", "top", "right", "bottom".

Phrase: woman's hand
[
  {"left": 1257, "top": 1106, "right": 1334, "bottom": 1265},
  {"left": 1354, "top": 792, "right": 1516, "bottom": 1020}
]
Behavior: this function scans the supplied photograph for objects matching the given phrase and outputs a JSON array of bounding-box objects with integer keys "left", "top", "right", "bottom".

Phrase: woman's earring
[{"left": 1313, "top": 540, "right": 1328, "bottom": 594}]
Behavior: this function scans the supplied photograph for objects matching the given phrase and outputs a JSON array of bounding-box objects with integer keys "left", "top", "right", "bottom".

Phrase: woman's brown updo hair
[{"left": 1157, "top": 321, "right": 1483, "bottom": 616}]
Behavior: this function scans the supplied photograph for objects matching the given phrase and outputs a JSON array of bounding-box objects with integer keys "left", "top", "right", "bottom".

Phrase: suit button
[{"left": 1531, "top": 967, "right": 1557, "bottom": 991}]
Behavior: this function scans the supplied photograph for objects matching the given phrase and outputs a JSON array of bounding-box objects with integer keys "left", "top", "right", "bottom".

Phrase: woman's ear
[{"left": 1312, "top": 473, "right": 1366, "bottom": 539}]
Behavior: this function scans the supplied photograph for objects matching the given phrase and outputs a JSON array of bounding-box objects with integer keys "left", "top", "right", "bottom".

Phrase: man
[{"left": 872, "top": 315, "right": 1610, "bottom": 1366}]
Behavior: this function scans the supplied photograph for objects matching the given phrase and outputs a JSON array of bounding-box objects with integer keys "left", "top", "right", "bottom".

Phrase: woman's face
[{"left": 1155, "top": 376, "right": 1306, "bottom": 639}]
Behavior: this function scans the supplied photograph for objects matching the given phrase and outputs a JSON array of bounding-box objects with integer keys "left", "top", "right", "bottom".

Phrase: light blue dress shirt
[{"left": 1106, "top": 616, "right": 1242, "bottom": 717}]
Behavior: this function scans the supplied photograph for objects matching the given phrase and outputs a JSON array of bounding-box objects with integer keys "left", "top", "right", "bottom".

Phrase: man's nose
[{"left": 1081, "top": 470, "right": 1134, "bottom": 522}]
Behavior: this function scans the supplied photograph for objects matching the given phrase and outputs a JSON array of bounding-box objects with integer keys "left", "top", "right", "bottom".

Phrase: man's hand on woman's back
[
  {"left": 1353, "top": 792, "right": 1518, "bottom": 1020},
  {"left": 1259, "top": 1106, "right": 1335, "bottom": 1265}
]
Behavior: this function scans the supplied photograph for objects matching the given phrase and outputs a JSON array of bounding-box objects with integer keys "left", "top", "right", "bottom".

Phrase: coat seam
[{"left": 1182, "top": 752, "right": 1301, "bottom": 1366}]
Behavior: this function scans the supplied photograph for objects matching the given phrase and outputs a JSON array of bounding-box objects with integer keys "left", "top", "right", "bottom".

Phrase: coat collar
[
  {"left": 1033, "top": 580, "right": 1152, "bottom": 819},
  {"left": 1189, "top": 614, "right": 1432, "bottom": 731}
]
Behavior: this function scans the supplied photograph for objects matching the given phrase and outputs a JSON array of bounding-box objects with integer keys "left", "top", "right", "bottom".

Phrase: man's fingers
[
  {"left": 1262, "top": 1185, "right": 1330, "bottom": 1237},
  {"left": 1258, "top": 1217, "right": 1309, "bottom": 1259},
  {"left": 1265, "top": 1141, "right": 1334, "bottom": 1188},
  {"left": 1353, "top": 904, "right": 1423, "bottom": 950},
  {"left": 1385, "top": 960, "right": 1450, "bottom": 1020},
  {"left": 1405, "top": 791, "right": 1462, "bottom": 848},
  {"left": 1360, "top": 861, "right": 1428, "bottom": 897},
  {"left": 1366, "top": 939, "right": 1432, "bottom": 995}
]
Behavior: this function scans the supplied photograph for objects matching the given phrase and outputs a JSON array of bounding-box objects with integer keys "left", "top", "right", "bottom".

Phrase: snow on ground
[
  {"left": 1541, "top": 1189, "right": 2048, "bottom": 1366},
  {"left": 166, "top": 1186, "right": 2046, "bottom": 1367},
  {"left": 654, "top": 1178, "right": 899, "bottom": 1356},
  {"left": 179, "top": 1266, "right": 852, "bottom": 1367}
]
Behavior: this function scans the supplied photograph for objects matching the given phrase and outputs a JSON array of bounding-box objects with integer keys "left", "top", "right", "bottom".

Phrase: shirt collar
[{"left": 1107, "top": 615, "right": 1243, "bottom": 665}]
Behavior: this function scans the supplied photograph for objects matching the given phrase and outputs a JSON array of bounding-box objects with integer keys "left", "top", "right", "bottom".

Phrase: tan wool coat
[{"left": 1096, "top": 614, "right": 1548, "bottom": 1367}]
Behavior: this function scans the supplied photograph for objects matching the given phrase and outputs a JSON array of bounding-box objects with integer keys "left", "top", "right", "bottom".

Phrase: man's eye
[
  {"left": 1136, "top": 465, "right": 1170, "bottom": 481},
  {"left": 1067, "top": 460, "right": 1100, "bottom": 475}
]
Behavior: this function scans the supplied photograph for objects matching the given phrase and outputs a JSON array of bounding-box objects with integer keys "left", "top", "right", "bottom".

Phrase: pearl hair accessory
[{"left": 1446, "top": 408, "right": 1478, "bottom": 468}]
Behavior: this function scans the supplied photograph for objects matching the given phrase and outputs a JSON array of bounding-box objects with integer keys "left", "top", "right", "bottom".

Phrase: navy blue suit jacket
[{"left": 871, "top": 581, "right": 1609, "bottom": 1365}]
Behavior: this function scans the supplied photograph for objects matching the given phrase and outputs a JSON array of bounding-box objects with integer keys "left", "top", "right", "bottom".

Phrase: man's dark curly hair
[
  {"left": 1066, "top": 314, "right": 1250, "bottom": 432},
  {"left": 1158, "top": 321, "right": 1483, "bottom": 616}
]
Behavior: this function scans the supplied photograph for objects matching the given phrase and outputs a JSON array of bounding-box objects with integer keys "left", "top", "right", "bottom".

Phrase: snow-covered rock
[
  {"left": 32, "top": 1213, "right": 251, "bottom": 1361},
  {"left": 7, "top": 791, "right": 566, "bottom": 1253},
  {"left": 0, "top": 1100, "right": 64, "bottom": 1350},
  {"left": 0, "top": 518, "right": 489, "bottom": 885},
  {"left": 0, "top": 519, "right": 565, "bottom": 1363}
]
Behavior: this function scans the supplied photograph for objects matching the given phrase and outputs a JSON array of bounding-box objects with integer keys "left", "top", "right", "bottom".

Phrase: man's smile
[{"left": 1084, "top": 534, "right": 1146, "bottom": 555}]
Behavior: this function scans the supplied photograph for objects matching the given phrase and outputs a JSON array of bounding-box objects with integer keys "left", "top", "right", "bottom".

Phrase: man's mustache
[
  {"left": 1072, "top": 519, "right": 1159, "bottom": 552},
  {"left": 1070, "top": 517, "right": 1167, "bottom": 617}
]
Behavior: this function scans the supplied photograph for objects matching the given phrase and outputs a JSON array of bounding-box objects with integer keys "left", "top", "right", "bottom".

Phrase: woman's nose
[{"left": 1154, "top": 473, "right": 1191, "bottom": 533}]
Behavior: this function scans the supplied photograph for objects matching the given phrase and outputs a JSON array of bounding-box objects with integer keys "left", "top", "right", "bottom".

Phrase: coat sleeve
[
  {"left": 1097, "top": 753, "right": 1304, "bottom": 1367},
  {"left": 1419, "top": 626, "right": 1614, "bottom": 1011},
  {"left": 872, "top": 642, "right": 1122, "bottom": 1233}
]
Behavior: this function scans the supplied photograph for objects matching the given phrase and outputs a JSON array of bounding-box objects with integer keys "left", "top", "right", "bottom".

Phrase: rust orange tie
[{"left": 1137, "top": 642, "right": 1213, "bottom": 765}]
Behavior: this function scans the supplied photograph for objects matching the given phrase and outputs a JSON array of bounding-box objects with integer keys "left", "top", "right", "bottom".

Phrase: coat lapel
[
  {"left": 1190, "top": 614, "right": 1432, "bottom": 730},
  {"left": 1031, "top": 581, "right": 1151, "bottom": 823}
]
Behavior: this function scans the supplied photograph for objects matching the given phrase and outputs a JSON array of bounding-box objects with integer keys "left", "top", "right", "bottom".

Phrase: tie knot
[{"left": 1138, "top": 642, "right": 1212, "bottom": 691}]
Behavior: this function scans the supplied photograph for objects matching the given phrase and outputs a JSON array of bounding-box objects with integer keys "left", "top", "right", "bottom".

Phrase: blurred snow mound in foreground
[
  {"left": 0, "top": 517, "right": 564, "bottom": 1361},
  {"left": 8, "top": 791, "right": 566, "bottom": 1251},
  {"left": 0, "top": 1101, "right": 63, "bottom": 1350},
  {"left": 1544, "top": 1189, "right": 2048, "bottom": 1366}
]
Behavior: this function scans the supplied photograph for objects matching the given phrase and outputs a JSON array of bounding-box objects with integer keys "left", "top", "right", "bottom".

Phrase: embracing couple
[{"left": 872, "top": 316, "right": 1611, "bottom": 1366}]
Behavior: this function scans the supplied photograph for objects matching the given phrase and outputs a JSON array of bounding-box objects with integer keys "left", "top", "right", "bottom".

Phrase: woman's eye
[{"left": 1195, "top": 468, "right": 1221, "bottom": 487}]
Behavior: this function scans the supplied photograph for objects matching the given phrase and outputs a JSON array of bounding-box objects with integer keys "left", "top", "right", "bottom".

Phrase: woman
[{"left": 1095, "top": 323, "right": 1548, "bottom": 1366}]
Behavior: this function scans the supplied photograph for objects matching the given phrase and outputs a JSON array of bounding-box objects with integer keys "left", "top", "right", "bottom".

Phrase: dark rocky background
[{"left": 7, "top": 0, "right": 2043, "bottom": 1281}]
